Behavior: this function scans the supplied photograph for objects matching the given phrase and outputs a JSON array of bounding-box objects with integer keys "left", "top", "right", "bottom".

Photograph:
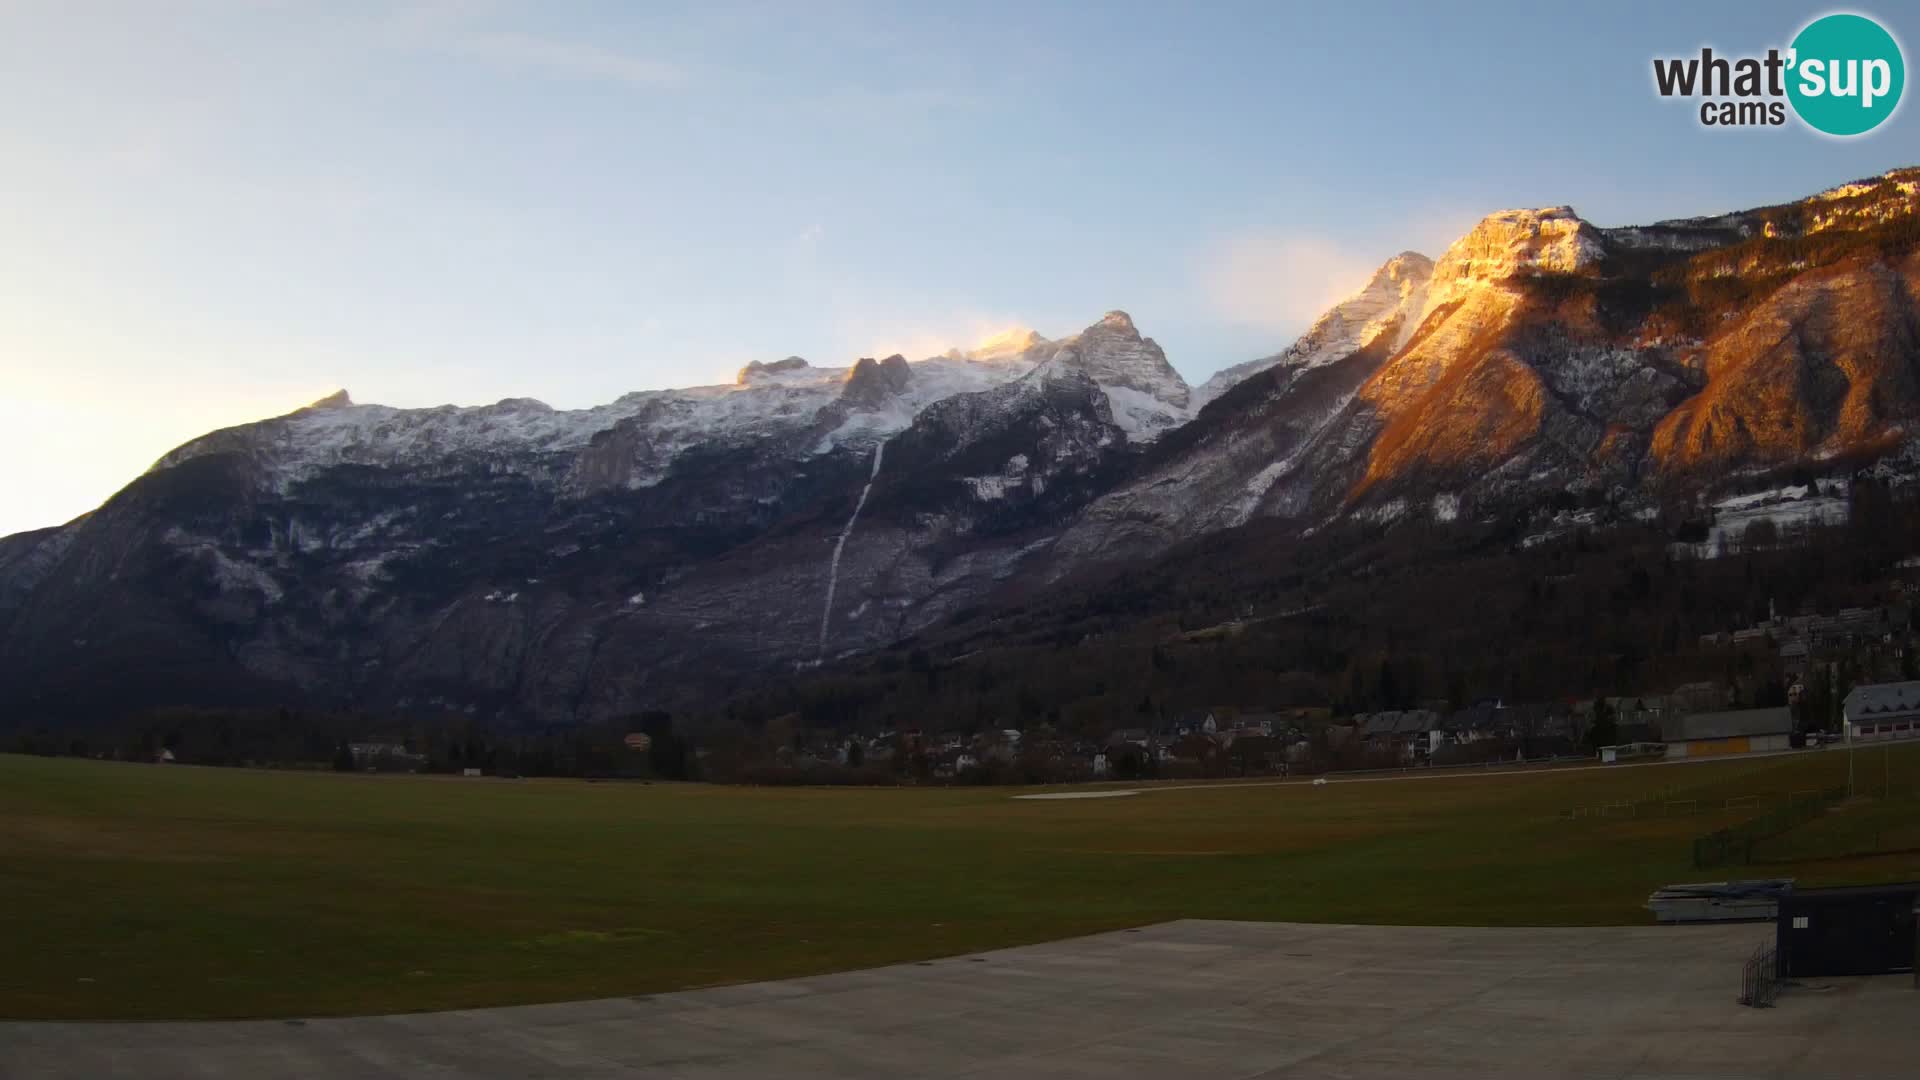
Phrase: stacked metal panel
[{"left": 1647, "top": 879, "right": 1795, "bottom": 923}]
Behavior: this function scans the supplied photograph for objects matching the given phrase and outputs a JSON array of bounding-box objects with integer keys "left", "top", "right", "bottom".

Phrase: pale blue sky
[{"left": 2, "top": 0, "right": 1916, "bottom": 536}]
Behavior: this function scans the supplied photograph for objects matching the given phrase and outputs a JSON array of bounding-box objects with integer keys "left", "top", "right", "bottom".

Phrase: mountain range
[{"left": 4, "top": 168, "right": 1919, "bottom": 727}]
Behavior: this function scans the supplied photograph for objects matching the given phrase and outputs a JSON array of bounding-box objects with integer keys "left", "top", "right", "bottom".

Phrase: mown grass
[
  {"left": 2, "top": 747, "right": 1916, "bottom": 1020},
  {"left": 1754, "top": 769, "right": 1920, "bottom": 864}
]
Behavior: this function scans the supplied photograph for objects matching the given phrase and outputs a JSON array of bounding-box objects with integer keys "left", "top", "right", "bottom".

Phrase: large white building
[{"left": 1842, "top": 681, "right": 1920, "bottom": 744}]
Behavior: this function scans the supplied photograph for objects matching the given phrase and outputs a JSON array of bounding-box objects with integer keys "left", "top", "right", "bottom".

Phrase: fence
[
  {"left": 1738, "top": 943, "right": 1779, "bottom": 1007},
  {"left": 1558, "top": 787, "right": 1799, "bottom": 822},
  {"left": 1749, "top": 783, "right": 1920, "bottom": 863},
  {"left": 1691, "top": 786, "right": 1849, "bottom": 869}
]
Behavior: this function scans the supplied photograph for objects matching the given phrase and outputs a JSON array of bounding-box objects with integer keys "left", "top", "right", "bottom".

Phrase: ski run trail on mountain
[{"left": 817, "top": 439, "right": 887, "bottom": 660}]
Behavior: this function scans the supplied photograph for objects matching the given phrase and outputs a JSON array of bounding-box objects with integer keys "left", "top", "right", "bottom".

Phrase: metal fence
[
  {"left": 1691, "top": 786, "right": 1849, "bottom": 869},
  {"left": 1560, "top": 788, "right": 1816, "bottom": 822},
  {"left": 1739, "top": 943, "right": 1779, "bottom": 1007},
  {"left": 1750, "top": 783, "right": 1920, "bottom": 863}
]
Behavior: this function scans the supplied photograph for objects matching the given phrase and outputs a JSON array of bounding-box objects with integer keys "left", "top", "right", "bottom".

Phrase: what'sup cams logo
[{"left": 1653, "top": 12, "right": 1905, "bottom": 136}]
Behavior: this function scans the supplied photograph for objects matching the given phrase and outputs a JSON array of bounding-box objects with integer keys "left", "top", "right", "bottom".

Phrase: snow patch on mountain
[
  {"left": 1603, "top": 216, "right": 1751, "bottom": 252},
  {"left": 1100, "top": 384, "right": 1188, "bottom": 441},
  {"left": 964, "top": 453, "right": 1031, "bottom": 501},
  {"left": 163, "top": 527, "right": 284, "bottom": 602},
  {"left": 1356, "top": 497, "right": 1409, "bottom": 525},
  {"left": 1670, "top": 485, "right": 1850, "bottom": 559}
]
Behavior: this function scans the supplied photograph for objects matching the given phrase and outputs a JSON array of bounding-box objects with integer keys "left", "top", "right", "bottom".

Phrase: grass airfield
[{"left": 2, "top": 747, "right": 1915, "bottom": 1020}]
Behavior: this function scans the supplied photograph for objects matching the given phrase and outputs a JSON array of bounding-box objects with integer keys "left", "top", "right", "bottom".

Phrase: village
[
  {"left": 309, "top": 592, "right": 1920, "bottom": 786},
  {"left": 757, "top": 683, "right": 1920, "bottom": 788},
  {"left": 729, "top": 592, "right": 1920, "bottom": 786}
]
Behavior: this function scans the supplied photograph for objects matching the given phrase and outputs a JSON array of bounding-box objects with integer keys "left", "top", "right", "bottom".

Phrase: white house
[{"left": 1843, "top": 681, "right": 1920, "bottom": 744}]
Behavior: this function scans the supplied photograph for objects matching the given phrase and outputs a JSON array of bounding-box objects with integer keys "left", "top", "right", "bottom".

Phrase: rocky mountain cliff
[
  {"left": 5, "top": 168, "right": 1919, "bottom": 727},
  {"left": 1052, "top": 170, "right": 1920, "bottom": 569}
]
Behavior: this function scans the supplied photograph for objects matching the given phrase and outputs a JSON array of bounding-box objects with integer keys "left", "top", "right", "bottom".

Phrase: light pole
[
  {"left": 1840, "top": 669, "right": 1854, "bottom": 798},
  {"left": 1846, "top": 701, "right": 1855, "bottom": 798}
]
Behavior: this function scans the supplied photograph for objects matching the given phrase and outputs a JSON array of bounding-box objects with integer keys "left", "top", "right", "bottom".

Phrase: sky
[{"left": 3, "top": 0, "right": 1918, "bottom": 538}]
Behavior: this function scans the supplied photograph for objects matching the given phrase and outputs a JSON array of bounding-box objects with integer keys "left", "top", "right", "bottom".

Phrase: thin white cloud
[
  {"left": 854, "top": 315, "right": 1041, "bottom": 364},
  {"left": 1200, "top": 231, "right": 1381, "bottom": 333},
  {"left": 447, "top": 30, "right": 685, "bottom": 88},
  {"left": 376, "top": 2, "right": 685, "bottom": 89},
  {"left": 787, "top": 84, "right": 984, "bottom": 121}
]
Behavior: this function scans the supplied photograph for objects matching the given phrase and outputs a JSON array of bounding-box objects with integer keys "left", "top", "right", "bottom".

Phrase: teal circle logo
[{"left": 1788, "top": 13, "right": 1905, "bottom": 136}]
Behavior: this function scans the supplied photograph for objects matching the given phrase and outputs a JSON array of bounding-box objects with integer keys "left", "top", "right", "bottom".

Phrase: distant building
[
  {"left": 1235, "top": 712, "right": 1280, "bottom": 737},
  {"left": 1778, "top": 639, "right": 1811, "bottom": 675},
  {"left": 1159, "top": 732, "right": 1216, "bottom": 766},
  {"left": 1225, "top": 735, "right": 1287, "bottom": 775},
  {"left": 1669, "top": 681, "right": 1725, "bottom": 716},
  {"left": 1663, "top": 707, "right": 1793, "bottom": 759},
  {"left": 1448, "top": 702, "right": 1504, "bottom": 741},
  {"left": 1843, "top": 681, "right": 1920, "bottom": 744},
  {"left": 1599, "top": 742, "right": 1666, "bottom": 764},
  {"left": 1396, "top": 710, "right": 1443, "bottom": 757},
  {"left": 1172, "top": 709, "right": 1215, "bottom": 736},
  {"left": 348, "top": 739, "right": 425, "bottom": 769}
]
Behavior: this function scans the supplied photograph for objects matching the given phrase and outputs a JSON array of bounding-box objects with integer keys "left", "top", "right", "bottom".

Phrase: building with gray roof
[
  {"left": 1843, "top": 681, "right": 1920, "bottom": 744},
  {"left": 1664, "top": 707, "right": 1793, "bottom": 759}
]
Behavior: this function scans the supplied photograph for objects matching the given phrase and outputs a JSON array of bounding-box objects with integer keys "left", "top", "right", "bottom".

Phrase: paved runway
[{"left": 3, "top": 920, "right": 1914, "bottom": 1078}]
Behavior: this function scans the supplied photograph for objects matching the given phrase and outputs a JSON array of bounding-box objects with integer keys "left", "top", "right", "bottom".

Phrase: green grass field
[{"left": 3, "top": 748, "right": 1917, "bottom": 1020}]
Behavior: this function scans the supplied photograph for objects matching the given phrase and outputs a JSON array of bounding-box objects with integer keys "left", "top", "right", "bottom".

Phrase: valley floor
[
  {"left": 3, "top": 920, "right": 1915, "bottom": 1078},
  {"left": 1, "top": 749, "right": 1916, "bottom": 1021}
]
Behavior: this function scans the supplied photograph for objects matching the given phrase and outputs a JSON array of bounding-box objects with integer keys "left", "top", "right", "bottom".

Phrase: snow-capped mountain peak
[
  {"left": 1030, "top": 310, "right": 1193, "bottom": 439},
  {"left": 1193, "top": 251, "right": 1436, "bottom": 408},
  {"left": 147, "top": 310, "right": 1199, "bottom": 500},
  {"left": 1418, "top": 206, "right": 1603, "bottom": 320},
  {"left": 735, "top": 356, "right": 812, "bottom": 384},
  {"left": 1045, "top": 310, "right": 1186, "bottom": 400},
  {"left": 839, "top": 354, "right": 913, "bottom": 408},
  {"left": 304, "top": 389, "right": 354, "bottom": 411}
]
